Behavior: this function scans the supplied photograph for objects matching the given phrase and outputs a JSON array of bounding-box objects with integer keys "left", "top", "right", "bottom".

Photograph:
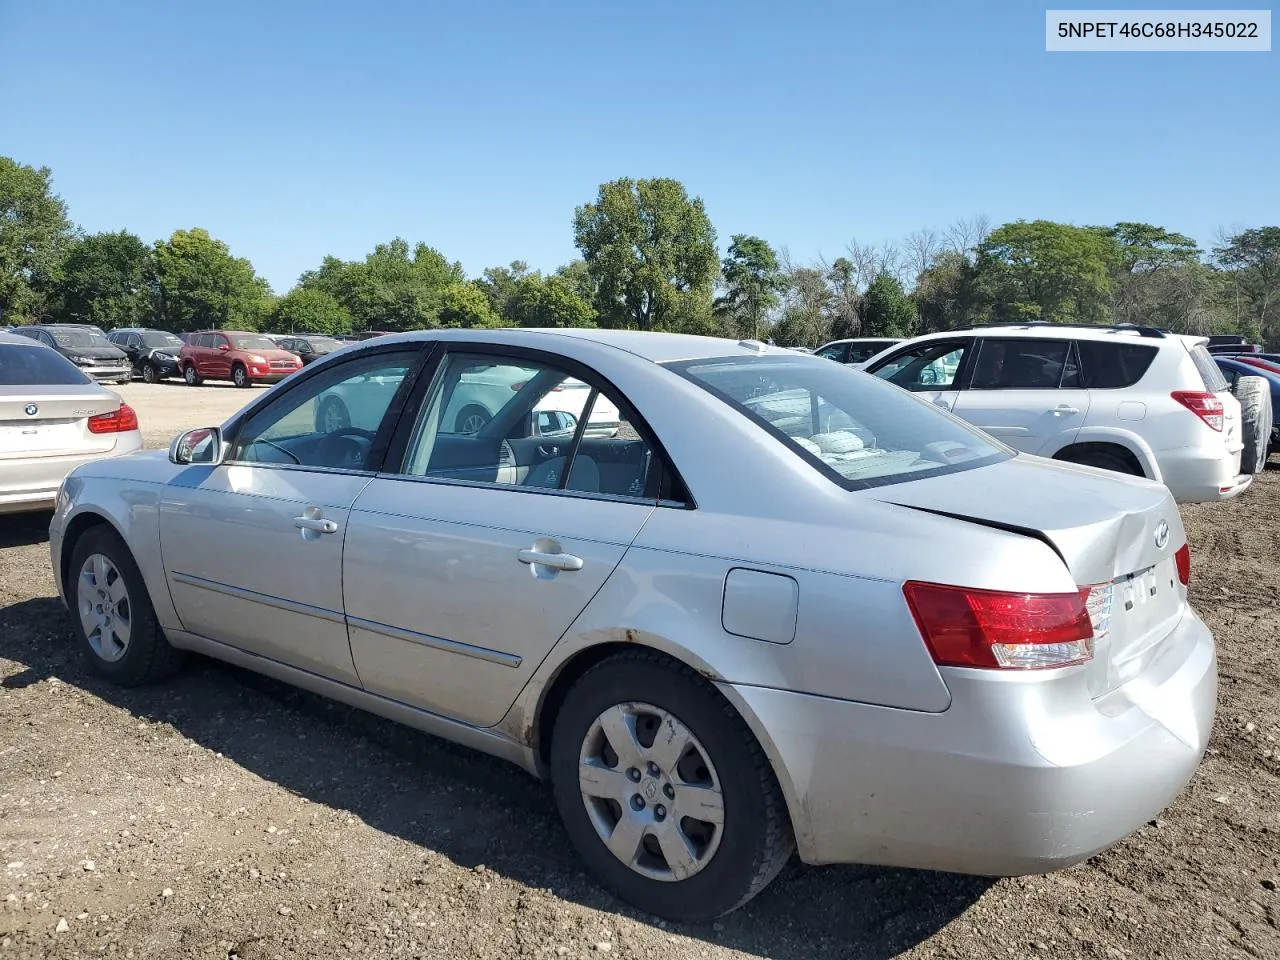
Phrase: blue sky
[{"left": 4, "top": 1, "right": 1276, "bottom": 292}]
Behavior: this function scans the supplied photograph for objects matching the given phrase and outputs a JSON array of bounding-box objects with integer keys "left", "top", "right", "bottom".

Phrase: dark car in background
[
  {"left": 11, "top": 324, "right": 131, "bottom": 384},
  {"left": 1216, "top": 356, "right": 1280, "bottom": 456},
  {"left": 275, "top": 334, "right": 345, "bottom": 365},
  {"left": 107, "top": 327, "right": 186, "bottom": 382}
]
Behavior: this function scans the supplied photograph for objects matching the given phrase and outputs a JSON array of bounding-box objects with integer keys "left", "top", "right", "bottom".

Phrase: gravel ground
[{"left": 2, "top": 382, "right": 1278, "bottom": 959}]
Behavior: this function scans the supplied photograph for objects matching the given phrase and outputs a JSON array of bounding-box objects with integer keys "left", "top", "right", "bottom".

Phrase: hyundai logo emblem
[
  {"left": 24, "top": 403, "right": 38, "bottom": 417},
  {"left": 1154, "top": 519, "right": 1170, "bottom": 550}
]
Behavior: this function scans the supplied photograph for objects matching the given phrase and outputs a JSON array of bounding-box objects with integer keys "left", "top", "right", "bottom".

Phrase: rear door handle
[
  {"left": 294, "top": 516, "right": 338, "bottom": 534},
  {"left": 517, "top": 548, "right": 583, "bottom": 572},
  {"left": 1052, "top": 405, "right": 1080, "bottom": 416}
]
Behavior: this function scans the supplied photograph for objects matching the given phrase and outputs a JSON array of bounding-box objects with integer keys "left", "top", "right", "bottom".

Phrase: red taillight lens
[
  {"left": 903, "top": 581, "right": 1095, "bottom": 670},
  {"left": 1171, "top": 390, "right": 1224, "bottom": 431},
  {"left": 1175, "top": 543, "right": 1191, "bottom": 586},
  {"left": 87, "top": 403, "right": 139, "bottom": 435}
]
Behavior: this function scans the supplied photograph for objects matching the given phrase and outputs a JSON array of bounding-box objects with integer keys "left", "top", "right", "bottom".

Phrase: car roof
[
  {"left": 0, "top": 331, "right": 53, "bottom": 346},
  {"left": 364, "top": 328, "right": 794, "bottom": 364},
  {"left": 895, "top": 326, "right": 1206, "bottom": 348}
]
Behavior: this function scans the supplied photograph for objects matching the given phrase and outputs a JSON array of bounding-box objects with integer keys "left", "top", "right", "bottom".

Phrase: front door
[
  {"left": 159, "top": 346, "right": 422, "bottom": 683},
  {"left": 344, "top": 348, "right": 667, "bottom": 727},
  {"left": 951, "top": 338, "right": 1091, "bottom": 454},
  {"left": 866, "top": 338, "right": 972, "bottom": 413}
]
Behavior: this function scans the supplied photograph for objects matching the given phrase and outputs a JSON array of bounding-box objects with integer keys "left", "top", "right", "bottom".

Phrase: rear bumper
[
  {"left": 721, "top": 608, "right": 1216, "bottom": 875},
  {"left": 1157, "top": 446, "right": 1251, "bottom": 502},
  {"left": 0, "top": 434, "right": 144, "bottom": 515}
]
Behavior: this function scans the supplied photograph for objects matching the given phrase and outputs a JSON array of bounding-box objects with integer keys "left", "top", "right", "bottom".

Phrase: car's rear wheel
[
  {"left": 1055, "top": 446, "right": 1142, "bottom": 477},
  {"left": 69, "top": 526, "right": 184, "bottom": 686},
  {"left": 232, "top": 363, "right": 250, "bottom": 388},
  {"left": 184, "top": 365, "right": 202, "bottom": 386},
  {"left": 142, "top": 363, "right": 158, "bottom": 384},
  {"left": 454, "top": 405, "right": 491, "bottom": 434},
  {"left": 549, "top": 651, "right": 793, "bottom": 922}
]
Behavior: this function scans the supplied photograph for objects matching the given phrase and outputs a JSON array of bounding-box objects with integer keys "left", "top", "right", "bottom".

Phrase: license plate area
[{"left": 0, "top": 422, "right": 83, "bottom": 456}]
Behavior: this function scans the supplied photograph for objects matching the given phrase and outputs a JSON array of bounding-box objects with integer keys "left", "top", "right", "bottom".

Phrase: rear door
[
  {"left": 865, "top": 338, "right": 972, "bottom": 413},
  {"left": 344, "top": 345, "right": 669, "bottom": 727},
  {"left": 951, "top": 338, "right": 1090, "bottom": 454}
]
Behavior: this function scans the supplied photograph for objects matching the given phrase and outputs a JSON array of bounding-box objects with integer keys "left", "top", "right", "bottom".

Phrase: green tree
[
  {"left": 913, "top": 250, "right": 979, "bottom": 332},
  {"left": 573, "top": 177, "right": 718, "bottom": 331},
  {"left": 56, "top": 230, "right": 155, "bottom": 329},
  {"left": 511, "top": 273, "right": 596, "bottom": 328},
  {"left": 974, "top": 220, "right": 1119, "bottom": 323},
  {"left": 0, "top": 157, "right": 77, "bottom": 322},
  {"left": 715, "top": 235, "right": 785, "bottom": 340},
  {"left": 299, "top": 239, "right": 464, "bottom": 331},
  {"left": 438, "top": 281, "right": 502, "bottom": 328},
  {"left": 477, "top": 261, "right": 531, "bottom": 320},
  {"left": 270, "top": 287, "right": 354, "bottom": 334},
  {"left": 1215, "top": 227, "right": 1280, "bottom": 346},
  {"left": 1105, "top": 223, "right": 1202, "bottom": 327},
  {"left": 861, "top": 272, "right": 918, "bottom": 337},
  {"left": 153, "top": 228, "right": 272, "bottom": 332}
]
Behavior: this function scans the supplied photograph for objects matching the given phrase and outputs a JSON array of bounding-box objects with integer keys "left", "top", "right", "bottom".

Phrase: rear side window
[
  {"left": 1188, "top": 345, "right": 1229, "bottom": 392},
  {"left": 969, "top": 339, "right": 1071, "bottom": 389},
  {"left": 0, "top": 344, "right": 93, "bottom": 385},
  {"left": 1075, "top": 341, "right": 1159, "bottom": 389}
]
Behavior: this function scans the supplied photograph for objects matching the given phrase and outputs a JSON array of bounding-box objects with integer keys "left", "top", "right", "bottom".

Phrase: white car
[
  {"left": 861, "top": 322, "right": 1263, "bottom": 503},
  {"left": 814, "top": 337, "right": 903, "bottom": 365},
  {"left": 0, "top": 333, "right": 143, "bottom": 514}
]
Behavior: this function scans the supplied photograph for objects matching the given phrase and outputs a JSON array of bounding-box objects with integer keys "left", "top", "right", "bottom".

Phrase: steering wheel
[{"left": 315, "top": 427, "right": 376, "bottom": 470}]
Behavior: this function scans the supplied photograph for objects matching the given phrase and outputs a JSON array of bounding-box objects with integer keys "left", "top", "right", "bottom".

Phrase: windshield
[
  {"left": 142, "top": 332, "right": 184, "bottom": 350},
  {"left": 50, "top": 329, "right": 112, "bottom": 349},
  {"left": 0, "top": 343, "right": 93, "bottom": 385},
  {"left": 305, "top": 337, "right": 342, "bottom": 352},
  {"left": 669, "top": 355, "right": 1010, "bottom": 489},
  {"left": 230, "top": 335, "right": 278, "bottom": 351}
]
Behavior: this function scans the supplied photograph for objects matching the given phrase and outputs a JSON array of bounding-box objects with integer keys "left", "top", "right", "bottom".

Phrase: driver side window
[
  {"left": 872, "top": 342, "right": 968, "bottom": 392},
  {"left": 229, "top": 351, "right": 416, "bottom": 471}
]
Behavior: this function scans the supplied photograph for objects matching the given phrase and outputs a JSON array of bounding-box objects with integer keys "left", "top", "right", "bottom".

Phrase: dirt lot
[{"left": 2, "top": 381, "right": 1278, "bottom": 959}]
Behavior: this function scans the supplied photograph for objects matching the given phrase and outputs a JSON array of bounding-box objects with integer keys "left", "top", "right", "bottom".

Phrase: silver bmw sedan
[
  {"left": 1, "top": 332, "right": 142, "bottom": 515},
  {"left": 47, "top": 329, "right": 1216, "bottom": 921}
]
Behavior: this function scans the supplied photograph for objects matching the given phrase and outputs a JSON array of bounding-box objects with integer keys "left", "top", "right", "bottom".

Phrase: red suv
[{"left": 179, "top": 330, "right": 303, "bottom": 388}]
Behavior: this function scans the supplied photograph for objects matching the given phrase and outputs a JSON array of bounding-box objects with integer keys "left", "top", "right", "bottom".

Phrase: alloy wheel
[{"left": 77, "top": 553, "right": 132, "bottom": 663}]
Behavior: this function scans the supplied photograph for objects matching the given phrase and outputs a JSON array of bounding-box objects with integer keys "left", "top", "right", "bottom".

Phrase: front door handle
[
  {"left": 932, "top": 398, "right": 952, "bottom": 410},
  {"left": 1052, "top": 405, "right": 1081, "bottom": 416},
  {"left": 294, "top": 515, "right": 338, "bottom": 534},
  {"left": 517, "top": 548, "right": 584, "bottom": 572}
]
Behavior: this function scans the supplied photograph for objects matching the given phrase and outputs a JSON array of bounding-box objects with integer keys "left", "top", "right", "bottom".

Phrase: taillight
[
  {"left": 1175, "top": 543, "right": 1191, "bottom": 586},
  {"left": 1171, "top": 390, "right": 1224, "bottom": 431},
  {"left": 87, "top": 403, "right": 139, "bottom": 435},
  {"left": 903, "top": 581, "right": 1095, "bottom": 670}
]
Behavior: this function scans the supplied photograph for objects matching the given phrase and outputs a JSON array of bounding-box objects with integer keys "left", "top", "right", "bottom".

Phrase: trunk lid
[
  {"left": 874, "top": 454, "right": 1187, "bottom": 697},
  {"left": 0, "top": 386, "right": 120, "bottom": 460}
]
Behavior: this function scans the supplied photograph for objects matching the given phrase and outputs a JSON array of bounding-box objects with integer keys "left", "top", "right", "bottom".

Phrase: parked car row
[{"left": 812, "top": 322, "right": 1273, "bottom": 503}]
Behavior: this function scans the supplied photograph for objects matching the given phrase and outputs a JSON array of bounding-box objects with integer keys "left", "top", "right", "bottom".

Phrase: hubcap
[
  {"left": 235, "top": 368, "right": 246, "bottom": 385},
  {"left": 76, "top": 553, "right": 132, "bottom": 662},
  {"left": 460, "top": 413, "right": 486, "bottom": 433},
  {"left": 322, "top": 402, "right": 345, "bottom": 433},
  {"left": 578, "top": 702, "right": 724, "bottom": 882}
]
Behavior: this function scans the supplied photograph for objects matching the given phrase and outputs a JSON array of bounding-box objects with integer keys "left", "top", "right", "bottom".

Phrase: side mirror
[
  {"left": 170, "top": 426, "right": 225, "bottom": 465},
  {"left": 218, "top": 343, "right": 230, "bottom": 352}
]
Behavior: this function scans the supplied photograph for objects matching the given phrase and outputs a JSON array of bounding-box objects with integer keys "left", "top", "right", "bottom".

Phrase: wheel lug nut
[
  {"left": 630, "top": 794, "right": 645, "bottom": 811},
  {"left": 663, "top": 784, "right": 675, "bottom": 799},
  {"left": 646, "top": 762, "right": 659, "bottom": 776},
  {"left": 627, "top": 767, "right": 641, "bottom": 782},
  {"left": 654, "top": 805, "right": 666, "bottom": 821}
]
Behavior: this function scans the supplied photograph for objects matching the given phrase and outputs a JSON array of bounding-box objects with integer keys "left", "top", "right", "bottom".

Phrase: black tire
[
  {"left": 549, "top": 650, "right": 794, "bottom": 922},
  {"left": 184, "top": 364, "right": 202, "bottom": 386},
  {"left": 316, "top": 396, "right": 351, "bottom": 433},
  {"left": 454, "top": 404, "right": 491, "bottom": 434},
  {"left": 67, "top": 526, "right": 184, "bottom": 686},
  {"left": 232, "top": 363, "right": 250, "bottom": 388},
  {"left": 1234, "top": 375, "right": 1272, "bottom": 475},
  {"left": 1056, "top": 447, "right": 1141, "bottom": 476},
  {"left": 142, "top": 363, "right": 158, "bottom": 384}
]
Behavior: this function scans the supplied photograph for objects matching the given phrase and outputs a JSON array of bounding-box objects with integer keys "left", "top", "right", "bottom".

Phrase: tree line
[{"left": 3, "top": 156, "right": 1278, "bottom": 348}]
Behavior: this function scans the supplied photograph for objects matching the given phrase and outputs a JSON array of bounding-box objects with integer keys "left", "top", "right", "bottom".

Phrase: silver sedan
[
  {"left": 47, "top": 329, "right": 1216, "bottom": 921},
  {"left": 1, "top": 332, "right": 142, "bottom": 515}
]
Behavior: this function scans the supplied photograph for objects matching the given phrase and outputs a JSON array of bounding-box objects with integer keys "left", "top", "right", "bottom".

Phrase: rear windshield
[
  {"left": 668, "top": 355, "right": 1011, "bottom": 490},
  {"left": 1074, "top": 340, "right": 1158, "bottom": 389},
  {"left": 49, "top": 329, "right": 112, "bottom": 349},
  {"left": 1189, "top": 344, "right": 1230, "bottom": 392},
  {"left": 230, "top": 335, "right": 278, "bottom": 351},
  {"left": 304, "top": 337, "right": 342, "bottom": 352},
  {"left": 0, "top": 343, "right": 93, "bottom": 385}
]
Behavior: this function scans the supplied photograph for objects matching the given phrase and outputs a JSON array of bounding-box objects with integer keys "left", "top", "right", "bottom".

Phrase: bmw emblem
[
  {"left": 24, "top": 403, "right": 38, "bottom": 417},
  {"left": 1154, "top": 519, "right": 1170, "bottom": 550}
]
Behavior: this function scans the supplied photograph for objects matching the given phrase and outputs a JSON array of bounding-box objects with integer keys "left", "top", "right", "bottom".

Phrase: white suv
[{"left": 860, "top": 323, "right": 1255, "bottom": 503}]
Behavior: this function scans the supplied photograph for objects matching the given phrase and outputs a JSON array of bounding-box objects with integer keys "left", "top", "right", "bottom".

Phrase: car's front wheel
[
  {"left": 550, "top": 650, "right": 794, "bottom": 922},
  {"left": 142, "top": 363, "right": 158, "bottom": 384},
  {"left": 68, "top": 526, "right": 184, "bottom": 686},
  {"left": 232, "top": 363, "right": 250, "bottom": 388}
]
